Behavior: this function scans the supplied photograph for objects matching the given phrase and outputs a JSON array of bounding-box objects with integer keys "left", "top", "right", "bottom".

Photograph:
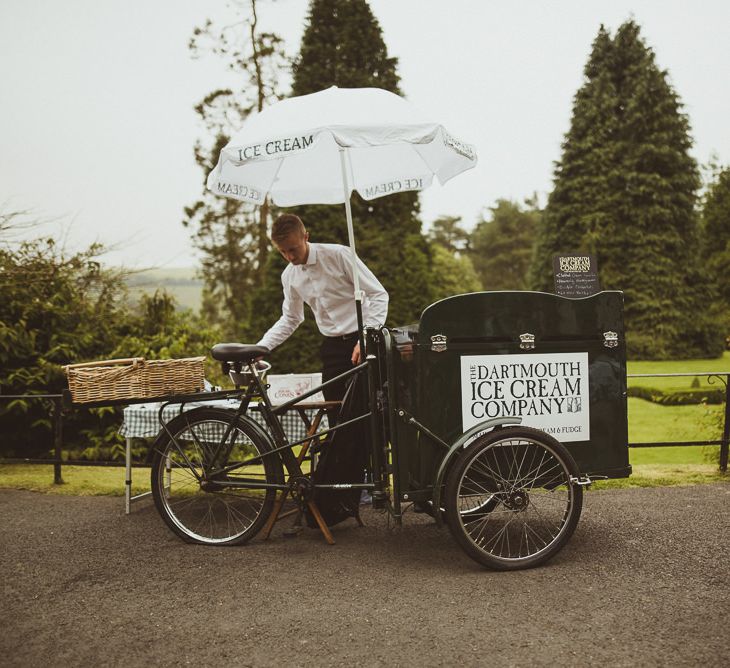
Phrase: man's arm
[{"left": 256, "top": 272, "right": 304, "bottom": 351}]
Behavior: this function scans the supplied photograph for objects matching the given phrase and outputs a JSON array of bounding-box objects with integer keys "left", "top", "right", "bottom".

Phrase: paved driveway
[{"left": 1, "top": 483, "right": 728, "bottom": 667}]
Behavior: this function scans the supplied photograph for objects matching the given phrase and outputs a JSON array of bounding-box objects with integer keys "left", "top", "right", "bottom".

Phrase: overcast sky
[{"left": 1, "top": 0, "right": 728, "bottom": 268}]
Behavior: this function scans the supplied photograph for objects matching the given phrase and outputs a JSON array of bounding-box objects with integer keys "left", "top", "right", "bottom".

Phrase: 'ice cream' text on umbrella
[{"left": 206, "top": 85, "right": 478, "bottom": 350}]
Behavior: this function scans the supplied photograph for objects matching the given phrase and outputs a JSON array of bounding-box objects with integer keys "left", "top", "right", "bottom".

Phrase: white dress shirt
[{"left": 257, "top": 242, "right": 389, "bottom": 350}]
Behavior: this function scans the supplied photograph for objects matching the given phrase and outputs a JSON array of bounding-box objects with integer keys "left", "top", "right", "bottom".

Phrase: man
[{"left": 257, "top": 213, "right": 389, "bottom": 406}]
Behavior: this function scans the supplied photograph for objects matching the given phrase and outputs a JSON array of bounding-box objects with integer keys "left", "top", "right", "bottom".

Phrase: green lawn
[
  {"left": 0, "top": 464, "right": 151, "bottom": 496},
  {"left": 628, "top": 397, "right": 722, "bottom": 444},
  {"left": 611, "top": 356, "right": 729, "bottom": 487},
  {"left": 589, "top": 444, "right": 726, "bottom": 490},
  {"left": 1, "top": 444, "right": 725, "bottom": 497}
]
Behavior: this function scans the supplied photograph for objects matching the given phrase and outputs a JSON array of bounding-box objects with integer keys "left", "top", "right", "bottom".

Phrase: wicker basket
[{"left": 64, "top": 357, "right": 206, "bottom": 404}]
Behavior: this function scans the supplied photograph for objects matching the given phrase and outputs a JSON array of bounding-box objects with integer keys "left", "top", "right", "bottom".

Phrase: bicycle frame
[{"left": 157, "top": 332, "right": 392, "bottom": 503}]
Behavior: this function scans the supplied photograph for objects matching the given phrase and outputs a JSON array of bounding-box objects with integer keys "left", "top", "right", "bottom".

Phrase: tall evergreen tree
[
  {"left": 702, "top": 166, "right": 730, "bottom": 328},
  {"left": 252, "top": 0, "right": 434, "bottom": 372},
  {"left": 529, "top": 21, "right": 720, "bottom": 358}
]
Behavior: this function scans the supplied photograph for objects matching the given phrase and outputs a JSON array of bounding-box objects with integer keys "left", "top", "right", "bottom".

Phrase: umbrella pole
[
  {"left": 338, "top": 148, "right": 365, "bottom": 354},
  {"left": 339, "top": 148, "right": 386, "bottom": 508}
]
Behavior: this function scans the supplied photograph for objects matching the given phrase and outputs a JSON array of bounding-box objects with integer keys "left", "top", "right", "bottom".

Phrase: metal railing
[
  {"left": 0, "top": 394, "right": 65, "bottom": 483},
  {"left": 1, "top": 371, "right": 728, "bottom": 484},
  {"left": 0, "top": 394, "right": 138, "bottom": 485},
  {"left": 627, "top": 372, "right": 728, "bottom": 471}
]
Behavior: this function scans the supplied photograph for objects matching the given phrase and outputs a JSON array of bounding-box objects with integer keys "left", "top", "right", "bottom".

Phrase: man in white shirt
[{"left": 257, "top": 213, "right": 389, "bottom": 406}]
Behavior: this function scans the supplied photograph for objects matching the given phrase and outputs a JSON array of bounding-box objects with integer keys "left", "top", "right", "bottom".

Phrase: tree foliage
[
  {"left": 425, "top": 215, "right": 480, "bottom": 303},
  {"left": 428, "top": 216, "right": 471, "bottom": 255},
  {"left": 252, "top": 0, "right": 435, "bottom": 372},
  {"left": 428, "top": 244, "right": 481, "bottom": 303},
  {"left": 529, "top": 20, "right": 720, "bottom": 358},
  {"left": 0, "top": 222, "right": 221, "bottom": 459},
  {"left": 184, "top": 0, "right": 288, "bottom": 339},
  {"left": 469, "top": 199, "right": 540, "bottom": 290}
]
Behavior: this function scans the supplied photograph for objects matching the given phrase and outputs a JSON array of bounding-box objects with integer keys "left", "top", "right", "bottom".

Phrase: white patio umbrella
[{"left": 206, "top": 85, "right": 477, "bottom": 336}]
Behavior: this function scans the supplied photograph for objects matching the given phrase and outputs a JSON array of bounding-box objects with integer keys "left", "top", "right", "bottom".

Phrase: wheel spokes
[
  {"left": 160, "top": 418, "right": 272, "bottom": 542},
  {"left": 457, "top": 438, "right": 574, "bottom": 561}
]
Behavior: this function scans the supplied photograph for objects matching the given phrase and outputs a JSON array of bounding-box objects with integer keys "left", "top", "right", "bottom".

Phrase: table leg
[{"left": 125, "top": 438, "right": 132, "bottom": 515}]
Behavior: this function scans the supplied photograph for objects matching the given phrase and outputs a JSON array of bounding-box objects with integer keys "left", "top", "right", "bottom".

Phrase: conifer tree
[
  {"left": 530, "top": 21, "right": 720, "bottom": 358},
  {"left": 702, "top": 167, "right": 730, "bottom": 327},
  {"left": 252, "top": 0, "right": 434, "bottom": 372}
]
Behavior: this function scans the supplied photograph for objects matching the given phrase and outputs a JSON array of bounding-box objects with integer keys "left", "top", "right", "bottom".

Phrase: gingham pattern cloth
[{"left": 119, "top": 398, "right": 326, "bottom": 443}]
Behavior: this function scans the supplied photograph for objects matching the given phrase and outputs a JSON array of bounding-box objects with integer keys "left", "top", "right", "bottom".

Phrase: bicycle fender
[{"left": 431, "top": 417, "right": 522, "bottom": 525}]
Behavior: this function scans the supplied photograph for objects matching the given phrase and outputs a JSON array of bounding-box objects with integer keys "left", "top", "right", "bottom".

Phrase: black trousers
[
  {"left": 311, "top": 332, "right": 369, "bottom": 524},
  {"left": 320, "top": 332, "right": 359, "bottom": 421}
]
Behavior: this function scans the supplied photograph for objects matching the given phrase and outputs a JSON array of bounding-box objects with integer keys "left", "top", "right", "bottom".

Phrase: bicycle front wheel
[
  {"left": 151, "top": 407, "right": 283, "bottom": 545},
  {"left": 444, "top": 426, "right": 583, "bottom": 570}
]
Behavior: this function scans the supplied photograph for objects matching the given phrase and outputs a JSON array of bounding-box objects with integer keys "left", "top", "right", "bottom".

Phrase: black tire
[
  {"left": 444, "top": 426, "right": 583, "bottom": 570},
  {"left": 150, "top": 407, "right": 283, "bottom": 545}
]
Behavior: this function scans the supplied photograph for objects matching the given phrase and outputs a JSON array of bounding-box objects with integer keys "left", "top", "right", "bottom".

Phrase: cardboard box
[{"left": 267, "top": 373, "right": 325, "bottom": 405}]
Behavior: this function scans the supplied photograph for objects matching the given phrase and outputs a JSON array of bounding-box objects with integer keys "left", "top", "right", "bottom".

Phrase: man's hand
[{"left": 351, "top": 341, "right": 361, "bottom": 365}]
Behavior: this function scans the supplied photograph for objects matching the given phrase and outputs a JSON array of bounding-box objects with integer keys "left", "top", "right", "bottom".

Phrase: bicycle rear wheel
[
  {"left": 151, "top": 407, "right": 283, "bottom": 545},
  {"left": 444, "top": 426, "right": 583, "bottom": 570}
]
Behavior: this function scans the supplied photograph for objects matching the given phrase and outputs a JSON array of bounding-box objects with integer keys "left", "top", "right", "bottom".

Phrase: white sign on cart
[{"left": 460, "top": 352, "right": 590, "bottom": 442}]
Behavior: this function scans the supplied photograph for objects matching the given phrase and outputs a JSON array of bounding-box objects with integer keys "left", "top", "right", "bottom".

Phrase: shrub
[{"left": 627, "top": 386, "right": 724, "bottom": 405}]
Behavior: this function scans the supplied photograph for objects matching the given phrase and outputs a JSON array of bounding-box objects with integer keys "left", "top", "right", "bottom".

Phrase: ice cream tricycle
[
  {"left": 143, "top": 87, "right": 630, "bottom": 569},
  {"left": 148, "top": 289, "right": 630, "bottom": 570}
]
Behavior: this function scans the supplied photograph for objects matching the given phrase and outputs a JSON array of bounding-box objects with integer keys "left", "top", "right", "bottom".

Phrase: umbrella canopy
[
  {"left": 206, "top": 86, "right": 477, "bottom": 207},
  {"left": 207, "top": 86, "right": 477, "bottom": 343}
]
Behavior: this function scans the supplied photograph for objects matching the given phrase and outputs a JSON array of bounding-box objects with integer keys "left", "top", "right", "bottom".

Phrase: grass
[
  {"left": 627, "top": 397, "right": 722, "bottom": 444},
  {"left": 0, "top": 458, "right": 282, "bottom": 497},
  {"left": 591, "top": 445, "right": 726, "bottom": 490},
  {"left": 605, "top": 355, "right": 730, "bottom": 488},
  {"left": 0, "top": 464, "right": 151, "bottom": 496},
  {"left": 1, "top": 444, "right": 726, "bottom": 498}
]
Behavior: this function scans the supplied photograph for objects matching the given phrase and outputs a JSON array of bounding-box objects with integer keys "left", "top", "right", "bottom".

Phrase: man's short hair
[{"left": 272, "top": 214, "right": 305, "bottom": 242}]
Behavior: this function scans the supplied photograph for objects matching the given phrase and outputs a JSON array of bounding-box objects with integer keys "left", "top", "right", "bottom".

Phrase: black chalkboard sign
[{"left": 553, "top": 254, "right": 601, "bottom": 297}]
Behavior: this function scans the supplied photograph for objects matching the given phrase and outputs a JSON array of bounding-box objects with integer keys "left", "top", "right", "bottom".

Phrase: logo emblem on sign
[{"left": 431, "top": 334, "right": 447, "bottom": 352}]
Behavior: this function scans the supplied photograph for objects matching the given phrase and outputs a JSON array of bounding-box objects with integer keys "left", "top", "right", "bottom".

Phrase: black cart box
[{"left": 390, "top": 290, "right": 631, "bottom": 499}]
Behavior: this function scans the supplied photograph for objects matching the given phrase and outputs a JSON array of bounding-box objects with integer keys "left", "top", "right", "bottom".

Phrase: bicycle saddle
[{"left": 210, "top": 343, "right": 270, "bottom": 363}]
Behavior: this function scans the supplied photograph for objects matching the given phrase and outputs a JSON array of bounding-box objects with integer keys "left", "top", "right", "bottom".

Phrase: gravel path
[{"left": 1, "top": 483, "right": 728, "bottom": 667}]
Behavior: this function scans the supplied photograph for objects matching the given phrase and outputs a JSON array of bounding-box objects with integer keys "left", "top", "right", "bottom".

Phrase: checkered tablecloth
[{"left": 119, "top": 398, "right": 326, "bottom": 443}]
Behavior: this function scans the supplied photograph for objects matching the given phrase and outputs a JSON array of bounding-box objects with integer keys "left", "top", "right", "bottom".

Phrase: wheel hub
[{"left": 501, "top": 489, "right": 530, "bottom": 512}]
